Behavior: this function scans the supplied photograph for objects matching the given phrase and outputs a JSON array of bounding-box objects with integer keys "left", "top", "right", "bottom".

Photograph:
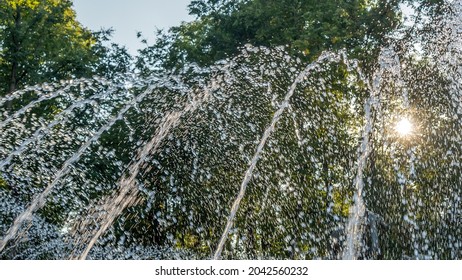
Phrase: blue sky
[{"left": 72, "top": 0, "right": 194, "bottom": 55}]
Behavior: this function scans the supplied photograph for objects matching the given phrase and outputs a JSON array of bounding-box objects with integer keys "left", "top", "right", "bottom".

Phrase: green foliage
[
  {"left": 137, "top": 0, "right": 403, "bottom": 72},
  {"left": 0, "top": 0, "right": 132, "bottom": 95},
  {"left": 0, "top": 174, "right": 8, "bottom": 191}
]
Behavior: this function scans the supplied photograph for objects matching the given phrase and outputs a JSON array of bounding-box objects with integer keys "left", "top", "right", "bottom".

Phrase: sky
[{"left": 72, "top": 0, "right": 194, "bottom": 55}]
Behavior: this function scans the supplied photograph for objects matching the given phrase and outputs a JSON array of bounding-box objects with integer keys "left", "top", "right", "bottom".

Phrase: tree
[
  {"left": 136, "top": 0, "right": 403, "bottom": 73},
  {"left": 0, "top": 0, "right": 131, "bottom": 95}
]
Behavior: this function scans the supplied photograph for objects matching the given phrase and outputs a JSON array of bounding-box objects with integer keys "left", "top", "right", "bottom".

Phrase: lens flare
[{"left": 395, "top": 117, "right": 413, "bottom": 136}]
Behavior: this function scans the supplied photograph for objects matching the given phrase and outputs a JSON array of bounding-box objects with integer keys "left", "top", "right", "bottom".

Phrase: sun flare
[{"left": 395, "top": 117, "right": 413, "bottom": 136}]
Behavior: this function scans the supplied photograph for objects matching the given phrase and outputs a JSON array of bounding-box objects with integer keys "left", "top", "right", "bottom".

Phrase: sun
[{"left": 395, "top": 117, "right": 413, "bottom": 136}]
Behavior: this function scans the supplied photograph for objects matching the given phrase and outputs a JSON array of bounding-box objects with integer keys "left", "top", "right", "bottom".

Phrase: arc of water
[
  {"left": 0, "top": 82, "right": 79, "bottom": 129},
  {"left": 342, "top": 49, "right": 399, "bottom": 259},
  {"left": 76, "top": 91, "right": 211, "bottom": 260},
  {"left": 0, "top": 79, "right": 82, "bottom": 109},
  {"left": 0, "top": 83, "right": 154, "bottom": 253},
  {"left": 0, "top": 87, "right": 121, "bottom": 169},
  {"left": 342, "top": 95, "right": 375, "bottom": 259},
  {"left": 213, "top": 52, "right": 340, "bottom": 260},
  {"left": 0, "top": 89, "right": 28, "bottom": 109},
  {"left": 443, "top": 0, "right": 462, "bottom": 125}
]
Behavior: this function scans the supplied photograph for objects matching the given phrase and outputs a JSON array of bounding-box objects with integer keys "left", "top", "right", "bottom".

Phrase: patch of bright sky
[
  {"left": 399, "top": 2, "right": 417, "bottom": 27},
  {"left": 72, "top": 0, "right": 194, "bottom": 55}
]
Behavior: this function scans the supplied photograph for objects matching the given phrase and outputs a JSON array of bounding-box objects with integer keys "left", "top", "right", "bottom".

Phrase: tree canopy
[
  {"left": 136, "top": 0, "right": 405, "bottom": 73},
  {"left": 0, "top": 0, "right": 131, "bottom": 95}
]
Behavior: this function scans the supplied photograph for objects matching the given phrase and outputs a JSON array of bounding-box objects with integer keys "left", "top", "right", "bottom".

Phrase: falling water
[
  {"left": 0, "top": 81, "right": 77, "bottom": 129},
  {"left": 0, "top": 81, "right": 153, "bottom": 252},
  {"left": 213, "top": 52, "right": 343, "bottom": 259},
  {"left": 343, "top": 47, "right": 412, "bottom": 259},
  {"left": 0, "top": 87, "right": 119, "bottom": 169},
  {"left": 342, "top": 66, "right": 378, "bottom": 260},
  {"left": 1, "top": 1, "right": 461, "bottom": 259},
  {"left": 76, "top": 90, "right": 211, "bottom": 260}
]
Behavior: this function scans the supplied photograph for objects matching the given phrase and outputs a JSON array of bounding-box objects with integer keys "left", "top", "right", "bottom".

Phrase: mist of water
[{"left": 1, "top": 0, "right": 461, "bottom": 260}]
